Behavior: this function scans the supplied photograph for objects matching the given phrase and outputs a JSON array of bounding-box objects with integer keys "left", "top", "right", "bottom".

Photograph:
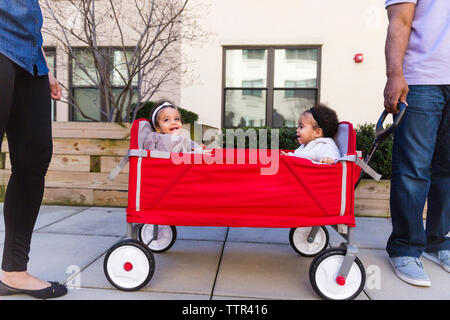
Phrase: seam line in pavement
[
  {"left": 65, "top": 235, "right": 127, "bottom": 286},
  {"left": 33, "top": 206, "right": 92, "bottom": 232},
  {"left": 209, "top": 227, "right": 229, "bottom": 300}
]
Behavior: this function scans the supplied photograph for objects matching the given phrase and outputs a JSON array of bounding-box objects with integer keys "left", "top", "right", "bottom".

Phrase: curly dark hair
[{"left": 305, "top": 103, "right": 339, "bottom": 138}]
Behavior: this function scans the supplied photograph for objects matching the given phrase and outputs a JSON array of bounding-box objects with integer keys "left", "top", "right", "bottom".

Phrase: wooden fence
[
  {"left": 0, "top": 122, "right": 424, "bottom": 218},
  {"left": 0, "top": 122, "right": 131, "bottom": 207}
]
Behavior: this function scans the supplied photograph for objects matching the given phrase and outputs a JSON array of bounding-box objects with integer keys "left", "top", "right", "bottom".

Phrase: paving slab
[
  {"left": 0, "top": 287, "right": 210, "bottom": 300},
  {"left": 0, "top": 232, "right": 119, "bottom": 288},
  {"left": 0, "top": 205, "right": 88, "bottom": 232},
  {"left": 36, "top": 207, "right": 127, "bottom": 237},
  {"left": 327, "top": 217, "right": 392, "bottom": 250},
  {"left": 177, "top": 226, "right": 228, "bottom": 241},
  {"left": 78, "top": 239, "right": 224, "bottom": 296},
  {"left": 1, "top": 203, "right": 448, "bottom": 301},
  {"left": 357, "top": 248, "right": 450, "bottom": 300},
  {"left": 227, "top": 227, "right": 290, "bottom": 244},
  {"left": 213, "top": 241, "right": 369, "bottom": 300}
]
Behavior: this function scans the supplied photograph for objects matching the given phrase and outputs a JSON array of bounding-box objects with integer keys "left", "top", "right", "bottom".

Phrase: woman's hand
[
  {"left": 280, "top": 151, "right": 289, "bottom": 156},
  {"left": 320, "top": 157, "right": 335, "bottom": 164},
  {"left": 48, "top": 72, "right": 62, "bottom": 101}
]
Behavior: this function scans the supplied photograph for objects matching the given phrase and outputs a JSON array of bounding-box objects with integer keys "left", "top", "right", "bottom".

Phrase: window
[
  {"left": 44, "top": 47, "right": 56, "bottom": 121},
  {"left": 223, "top": 47, "right": 320, "bottom": 128},
  {"left": 242, "top": 49, "right": 266, "bottom": 60},
  {"left": 242, "top": 79, "right": 264, "bottom": 97},
  {"left": 70, "top": 48, "right": 139, "bottom": 121}
]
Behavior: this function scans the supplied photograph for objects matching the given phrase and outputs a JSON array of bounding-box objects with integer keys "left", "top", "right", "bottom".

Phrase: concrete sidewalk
[{"left": 0, "top": 204, "right": 448, "bottom": 300}]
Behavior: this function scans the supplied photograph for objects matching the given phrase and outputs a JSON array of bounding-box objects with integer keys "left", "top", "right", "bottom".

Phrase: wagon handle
[
  {"left": 355, "top": 102, "right": 407, "bottom": 189},
  {"left": 374, "top": 102, "right": 407, "bottom": 145}
]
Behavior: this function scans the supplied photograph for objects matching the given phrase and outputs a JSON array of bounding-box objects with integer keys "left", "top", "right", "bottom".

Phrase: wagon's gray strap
[
  {"left": 107, "top": 155, "right": 129, "bottom": 181},
  {"left": 149, "top": 150, "right": 171, "bottom": 159},
  {"left": 107, "top": 149, "right": 149, "bottom": 181},
  {"left": 337, "top": 155, "right": 382, "bottom": 181},
  {"left": 129, "top": 149, "right": 149, "bottom": 157}
]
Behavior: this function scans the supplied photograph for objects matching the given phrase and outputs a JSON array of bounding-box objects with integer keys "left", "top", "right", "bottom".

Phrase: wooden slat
[
  {"left": 5, "top": 154, "right": 91, "bottom": 172},
  {"left": 355, "top": 199, "right": 390, "bottom": 217},
  {"left": 101, "top": 156, "right": 129, "bottom": 174},
  {"left": 52, "top": 138, "right": 130, "bottom": 156},
  {"left": 43, "top": 188, "right": 94, "bottom": 206},
  {"left": 355, "top": 180, "right": 390, "bottom": 200},
  {"left": 1, "top": 138, "right": 129, "bottom": 156},
  {"left": 0, "top": 169, "right": 128, "bottom": 190},
  {"left": 0, "top": 169, "right": 10, "bottom": 185},
  {"left": 94, "top": 189, "right": 128, "bottom": 207},
  {"left": 44, "top": 171, "right": 129, "bottom": 190},
  {"left": 355, "top": 180, "right": 390, "bottom": 217},
  {"left": 51, "top": 122, "right": 131, "bottom": 139},
  {"left": 4, "top": 122, "right": 193, "bottom": 141}
]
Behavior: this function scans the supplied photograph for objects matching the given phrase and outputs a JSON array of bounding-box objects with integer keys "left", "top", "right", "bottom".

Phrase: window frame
[
  {"left": 222, "top": 45, "right": 322, "bottom": 128},
  {"left": 68, "top": 46, "right": 140, "bottom": 122},
  {"left": 44, "top": 47, "right": 57, "bottom": 121}
]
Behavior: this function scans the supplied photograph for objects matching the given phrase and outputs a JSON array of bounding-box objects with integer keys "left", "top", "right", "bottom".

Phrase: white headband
[{"left": 151, "top": 102, "right": 177, "bottom": 128}]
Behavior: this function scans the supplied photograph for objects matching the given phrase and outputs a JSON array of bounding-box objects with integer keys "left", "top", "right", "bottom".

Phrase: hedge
[
  {"left": 355, "top": 123, "right": 393, "bottom": 179},
  {"left": 220, "top": 123, "right": 393, "bottom": 179}
]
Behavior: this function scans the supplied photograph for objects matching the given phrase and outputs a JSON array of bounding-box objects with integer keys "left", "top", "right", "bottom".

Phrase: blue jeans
[{"left": 387, "top": 85, "right": 450, "bottom": 258}]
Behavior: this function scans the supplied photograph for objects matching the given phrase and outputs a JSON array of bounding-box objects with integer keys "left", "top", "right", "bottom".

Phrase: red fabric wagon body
[{"left": 126, "top": 119, "right": 361, "bottom": 229}]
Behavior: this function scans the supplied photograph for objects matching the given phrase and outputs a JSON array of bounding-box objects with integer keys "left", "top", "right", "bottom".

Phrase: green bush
[
  {"left": 355, "top": 123, "right": 393, "bottom": 179},
  {"left": 279, "top": 127, "right": 300, "bottom": 150},
  {"left": 130, "top": 100, "right": 199, "bottom": 125},
  {"left": 220, "top": 126, "right": 299, "bottom": 150}
]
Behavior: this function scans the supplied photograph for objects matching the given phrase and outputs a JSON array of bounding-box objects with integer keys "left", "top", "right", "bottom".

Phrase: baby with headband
[
  {"left": 281, "top": 104, "right": 340, "bottom": 164},
  {"left": 142, "top": 101, "right": 209, "bottom": 153},
  {"left": 150, "top": 101, "right": 184, "bottom": 136}
]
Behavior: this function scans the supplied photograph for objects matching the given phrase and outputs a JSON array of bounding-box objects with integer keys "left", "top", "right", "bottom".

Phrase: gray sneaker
[
  {"left": 422, "top": 250, "right": 450, "bottom": 273},
  {"left": 389, "top": 256, "right": 431, "bottom": 287}
]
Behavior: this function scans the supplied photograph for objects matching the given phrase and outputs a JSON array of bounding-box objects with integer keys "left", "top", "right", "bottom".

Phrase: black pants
[{"left": 0, "top": 52, "right": 52, "bottom": 272}]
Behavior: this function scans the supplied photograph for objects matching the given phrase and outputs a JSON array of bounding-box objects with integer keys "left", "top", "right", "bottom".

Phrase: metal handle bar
[
  {"left": 374, "top": 102, "right": 407, "bottom": 145},
  {"left": 355, "top": 102, "right": 407, "bottom": 189}
]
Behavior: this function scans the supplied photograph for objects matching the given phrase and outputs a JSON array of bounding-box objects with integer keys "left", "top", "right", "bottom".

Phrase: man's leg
[
  {"left": 387, "top": 85, "right": 446, "bottom": 258},
  {"left": 422, "top": 86, "right": 450, "bottom": 272}
]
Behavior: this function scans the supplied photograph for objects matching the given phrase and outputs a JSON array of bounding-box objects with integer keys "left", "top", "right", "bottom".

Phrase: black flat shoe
[{"left": 0, "top": 280, "right": 67, "bottom": 299}]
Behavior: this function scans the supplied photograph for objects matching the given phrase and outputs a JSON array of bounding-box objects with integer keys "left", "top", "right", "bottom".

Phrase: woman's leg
[
  {"left": 0, "top": 53, "right": 16, "bottom": 145},
  {"left": 1, "top": 54, "right": 53, "bottom": 289}
]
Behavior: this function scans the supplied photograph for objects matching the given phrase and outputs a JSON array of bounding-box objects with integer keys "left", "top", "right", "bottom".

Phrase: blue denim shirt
[{"left": 0, "top": 0, "right": 48, "bottom": 76}]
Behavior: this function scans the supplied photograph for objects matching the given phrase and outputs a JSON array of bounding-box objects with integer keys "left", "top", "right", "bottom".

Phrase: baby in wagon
[
  {"left": 281, "top": 104, "right": 340, "bottom": 164},
  {"left": 141, "top": 101, "right": 209, "bottom": 154}
]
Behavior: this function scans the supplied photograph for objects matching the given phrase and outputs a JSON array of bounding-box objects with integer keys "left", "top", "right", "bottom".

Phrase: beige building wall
[
  {"left": 43, "top": 0, "right": 389, "bottom": 127},
  {"left": 181, "top": 0, "right": 390, "bottom": 129}
]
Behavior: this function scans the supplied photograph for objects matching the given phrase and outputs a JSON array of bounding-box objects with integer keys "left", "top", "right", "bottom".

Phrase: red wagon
[{"left": 103, "top": 105, "right": 405, "bottom": 300}]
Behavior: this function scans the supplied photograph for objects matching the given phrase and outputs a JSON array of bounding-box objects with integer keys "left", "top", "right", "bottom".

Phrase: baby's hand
[
  {"left": 200, "top": 144, "right": 213, "bottom": 155},
  {"left": 280, "top": 151, "right": 289, "bottom": 156},
  {"left": 320, "top": 157, "right": 335, "bottom": 164}
]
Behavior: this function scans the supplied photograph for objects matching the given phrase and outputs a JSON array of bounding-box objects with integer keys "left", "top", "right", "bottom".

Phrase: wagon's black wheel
[
  {"left": 309, "top": 248, "right": 365, "bottom": 300},
  {"left": 138, "top": 224, "right": 177, "bottom": 253},
  {"left": 289, "top": 226, "right": 329, "bottom": 257},
  {"left": 104, "top": 239, "right": 155, "bottom": 291}
]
